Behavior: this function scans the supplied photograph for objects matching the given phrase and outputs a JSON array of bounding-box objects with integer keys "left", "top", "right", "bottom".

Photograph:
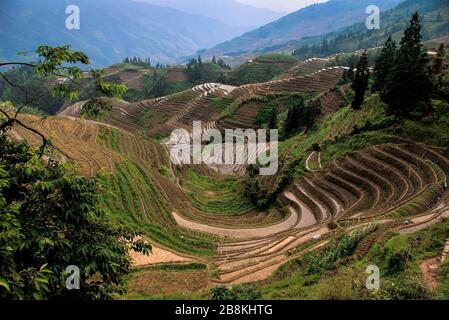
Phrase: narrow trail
[
  {"left": 172, "top": 209, "right": 299, "bottom": 240},
  {"left": 306, "top": 151, "right": 322, "bottom": 171},
  {"left": 22, "top": 58, "right": 449, "bottom": 286}
]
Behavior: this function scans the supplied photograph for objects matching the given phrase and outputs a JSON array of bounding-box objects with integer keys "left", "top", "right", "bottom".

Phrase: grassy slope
[
  {"left": 119, "top": 87, "right": 449, "bottom": 298},
  {"left": 227, "top": 54, "right": 299, "bottom": 85},
  {"left": 292, "top": 0, "right": 449, "bottom": 58},
  {"left": 96, "top": 128, "right": 218, "bottom": 257},
  {"left": 277, "top": 92, "right": 449, "bottom": 179},
  {"left": 181, "top": 168, "right": 254, "bottom": 215},
  {"left": 257, "top": 219, "right": 449, "bottom": 300}
]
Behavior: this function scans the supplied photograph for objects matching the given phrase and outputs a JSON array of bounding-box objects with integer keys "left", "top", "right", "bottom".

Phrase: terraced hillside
[
  {"left": 9, "top": 115, "right": 221, "bottom": 257},
  {"left": 173, "top": 142, "right": 449, "bottom": 284},
  {"left": 8, "top": 44, "right": 449, "bottom": 296},
  {"left": 10, "top": 110, "right": 449, "bottom": 288},
  {"left": 61, "top": 63, "right": 346, "bottom": 139},
  {"left": 227, "top": 54, "right": 299, "bottom": 85},
  {"left": 10, "top": 114, "right": 122, "bottom": 176},
  {"left": 277, "top": 58, "right": 330, "bottom": 80}
]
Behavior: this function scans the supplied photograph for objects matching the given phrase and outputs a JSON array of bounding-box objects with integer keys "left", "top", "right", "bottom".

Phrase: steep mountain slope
[
  {"left": 0, "top": 0, "right": 245, "bottom": 66},
  {"left": 135, "top": 0, "right": 283, "bottom": 29},
  {"left": 202, "top": 0, "right": 403, "bottom": 58},
  {"left": 292, "top": 0, "right": 449, "bottom": 58},
  {"left": 6, "top": 35, "right": 449, "bottom": 297}
]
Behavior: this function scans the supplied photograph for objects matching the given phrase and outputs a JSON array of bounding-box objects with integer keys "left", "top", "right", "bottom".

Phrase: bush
[
  {"left": 81, "top": 98, "right": 112, "bottom": 120},
  {"left": 211, "top": 285, "right": 262, "bottom": 300},
  {"left": 380, "top": 275, "right": 430, "bottom": 300},
  {"left": 0, "top": 135, "right": 150, "bottom": 300},
  {"left": 437, "top": 261, "right": 449, "bottom": 299},
  {"left": 379, "top": 235, "right": 411, "bottom": 275}
]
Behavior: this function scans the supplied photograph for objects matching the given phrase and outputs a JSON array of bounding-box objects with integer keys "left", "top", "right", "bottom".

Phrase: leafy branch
[{"left": 0, "top": 45, "right": 128, "bottom": 155}]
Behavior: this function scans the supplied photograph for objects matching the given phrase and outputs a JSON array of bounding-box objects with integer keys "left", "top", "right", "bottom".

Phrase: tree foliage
[
  {"left": 0, "top": 135, "right": 151, "bottom": 300},
  {"left": 0, "top": 45, "right": 150, "bottom": 300},
  {"left": 381, "top": 12, "right": 433, "bottom": 118},
  {"left": 186, "top": 56, "right": 204, "bottom": 82},
  {"left": 372, "top": 37, "right": 397, "bottom": 92},
  {"left": 432, "top": 43, "right": 448, "bottom": 97},
  {"left": 81, "top": 98, "right": 113, "bottom": 120},
  {"left": 351, "top": 52, "right": 370, "bottom": 110},
  {"left": 255, "top": 106, "right": 278, "bottom": 129},
  {"left": 283, "top": 96, "right": 320, "bottom": 138}
]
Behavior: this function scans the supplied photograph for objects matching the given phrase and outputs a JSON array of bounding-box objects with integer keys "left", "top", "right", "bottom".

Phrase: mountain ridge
[
  {"left": 134, "top": 0, "right": 284, "bottom": 29},
  {"left": 201, "top": 0, "right": 403, "bottom": 58},
  {"left": 0, "top": 0, "right": 251, "bottom": 66}
]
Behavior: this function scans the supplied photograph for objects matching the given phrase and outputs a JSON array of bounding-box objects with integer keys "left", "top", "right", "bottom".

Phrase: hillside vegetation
[
  {"left": 0, "top": 0, "right": 248, "bottom": 66},
  {"left": 226, "top": 54, "right": 299, "bottom": 85},
  {"left": 1, "top": 8, "right": 449, "bottom": 301},
  {"left": 202, "top": 0, "right": 402, "bottom": 58},
  {"left": 293, "top": 0, "right": 449, "bottom": 58}
]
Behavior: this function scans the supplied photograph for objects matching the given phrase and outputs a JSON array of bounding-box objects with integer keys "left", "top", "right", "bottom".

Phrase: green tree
[
  {"left": 282, "top": 96, "right": 319, "bottom": 137},
  {"left": 433, "top": 43, "right": 446, "bottom": 75},
  {"left": 372, "top": 37, "right": 397, "bottom": 92},
  {"left": 0, "top": 45, "right": 150, "bottom": 300},
  {"left": 351, "top": 52, "right": 370, "bottom": 110},
  {"left": 381, "top": 12, "right": 433, "bottom": 118},
  {"left": 284, "top": 96, "right": 305, "bottom": 137},
  {"left": 197, "top": 55, "right": 204, "bottom": 80},
  {"left": 267, "top": 106, "right": 277, "bottom": 129},
  {"left": 255, "top": 106, "right": 277, "bottom": 129},
  {"left": 343, "top": 62, "right": 355, "bottom": 82},
  {"left": 0, "top": 137, "right": 150, "bottom": 300},
  {"left": 432, "top": 43, "right": 447, "bottom": 94},
  {"left": 81, "top": 98, "right": 113, "bottom": 120}
]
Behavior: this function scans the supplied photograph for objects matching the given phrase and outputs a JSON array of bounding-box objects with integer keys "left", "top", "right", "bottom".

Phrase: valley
[
  {"left": 5, "top": 36, "right": 449, "bottom": 299},
  {"left": 2, "top": 0, "right": 449, "bottom": 303}
]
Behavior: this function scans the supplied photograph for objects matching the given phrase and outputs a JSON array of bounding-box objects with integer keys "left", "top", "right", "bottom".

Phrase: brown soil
[
  {"left": 420, "top": 257, "right": 441, "bottom": 292},
  {"left": 130, "top": 245, "right": 193, "bottom": 268},
  {"left": 166, "top": 68, "right": 188, "bottom": 82},
  {"left": 172, "top": 209, "right": 298, "bottom": 239},
  {"left": 128, "top": 270, "right": 210, "bottom": 296},
  {"left": 118, "top": 71, "right": 146, "bottom": 90}
]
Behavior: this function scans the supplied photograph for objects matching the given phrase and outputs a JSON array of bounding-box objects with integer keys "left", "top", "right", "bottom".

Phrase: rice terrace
[{"left": 1, "top": 0, "right": 449, "bottom": 307}]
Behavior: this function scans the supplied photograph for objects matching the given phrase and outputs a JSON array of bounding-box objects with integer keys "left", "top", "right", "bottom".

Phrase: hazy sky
[{"left": 235, "top": 0, "right": 329, "bottom": 13}]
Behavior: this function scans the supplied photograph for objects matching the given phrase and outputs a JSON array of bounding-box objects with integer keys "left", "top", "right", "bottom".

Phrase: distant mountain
[
  {"left": 135, "top": 0, "right": 284, "bottom": 29},
  {"left": 202, "top": 0, "right": 403, "bottom": 58},
  {"left": 0, "top": 0, "right": 247, "bottom": 66},
  {"left": 291, "top": 0, "right": 449, "bottom": 58}
]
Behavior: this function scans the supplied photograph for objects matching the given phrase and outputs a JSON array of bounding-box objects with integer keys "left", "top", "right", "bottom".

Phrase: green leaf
[{"left": 0, "top": 279, "right": 11, "bottom": 292}]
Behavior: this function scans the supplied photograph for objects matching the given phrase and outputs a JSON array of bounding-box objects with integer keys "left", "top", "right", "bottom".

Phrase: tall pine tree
[
  {"left": 372, "top": 37, "right": 397, "bottom": 92},
  {"left": 284, "top": 96, "right": 305, "bottom": 137},
  {"left": 351, "top": 52, "right": 370, "bottom": 110},
  {"left": 381, "top": 12, "right": 432, "bottom": 118},
  {"left": 433, "top": 43, "right": 446, "bottom": 75},
  {"left": 268, "top": 106, "right": 277, "bottom": 129},
  {"left": 432, "top": 43, "right": 448, "bottom": 96}
]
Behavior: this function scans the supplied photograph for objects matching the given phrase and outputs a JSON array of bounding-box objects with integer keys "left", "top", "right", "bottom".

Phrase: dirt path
[
  {"left": 172, "top": 210, "right": 298, "bottom": 240},
  {"left": 229, "top": 239, "right": 330, "bottom": 285},
  {"left": 130, "top": 244, "right": 195, "bottom": 268},
  {"left": 305, "top": 151, "right": 322, "bottom": 171},
  {"left": 442, "top": 238, "right": 449, "bottom": 263},
  {"left": 400, "top": 209, "right": 449, "bottom": 234},
  {"left": 284, "top": 192, "right": 317, "bottom": 228},
  {"left": 420, "top": 257, "right": 441, "bottom": 292}
]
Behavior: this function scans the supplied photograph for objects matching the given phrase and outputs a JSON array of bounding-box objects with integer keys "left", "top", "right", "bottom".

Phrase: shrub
[
  {"left": 0, "top": 135, "right": 150, "bottom": 300},
  {"left": 380, "top": 275, "right": 430, "bottom": 300},
  {"left": 81, "top": 98, "right": 112, "bottom": 120},
  {"left": 211, "top": 285, "right": 262, "bottom": 300},
  {"left": 437, "top": 261, "right": 449, "bottom": 299}
]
